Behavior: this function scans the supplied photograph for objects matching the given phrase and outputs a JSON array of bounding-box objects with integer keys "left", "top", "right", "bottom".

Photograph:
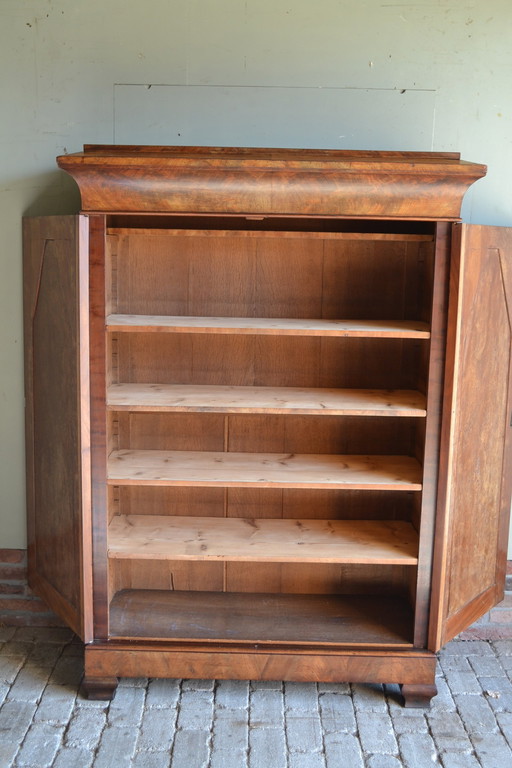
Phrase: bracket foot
[{"left": 400, "top": 683, "right": 437, "bottom": 708}]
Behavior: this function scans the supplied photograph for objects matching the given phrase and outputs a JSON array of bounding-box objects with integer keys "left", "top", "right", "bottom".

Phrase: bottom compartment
[{"left": 108, "top": 589, "right": 414, "bottom": 647}]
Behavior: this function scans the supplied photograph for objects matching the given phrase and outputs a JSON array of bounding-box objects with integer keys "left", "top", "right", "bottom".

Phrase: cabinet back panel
[
  {"left": 115, "top": 412, "right": 226, "bottom": 451},
  {"left": 110, "top": 232, "right": 432, "bottom": 322},
  {"left": 226, "top": 562, "right": 411, "bottom": 595},
  {"left": 238, "top": 488, "right": 414, "bottom": 521},
  {"left": 321, "top": 240, "right": 432, "bottom": 321},
  {"left": 109, "top": 559, "right": 411, "bottom": 596},
  {"left": 114, "top": 486, "right": 415, "bottom": 522},
  {"left": 115, "top": 334, "right": 426, "bottom": 390},
  {"left": 109, "top": 559, "right": 224, "bottom": 595},
  {"left": 117, "top": 486, "right": 226, "bottom": 518},
  {"left": 319, "top": 338, "right": 424, "bottom": 392},
  {"left": 113, "top": 412, "right": 418, "bottom": 456}
]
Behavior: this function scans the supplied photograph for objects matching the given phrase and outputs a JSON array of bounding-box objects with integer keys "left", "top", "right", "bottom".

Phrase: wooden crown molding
[{"left": 57, "top": 145, "right": 487, "bottom": 220}]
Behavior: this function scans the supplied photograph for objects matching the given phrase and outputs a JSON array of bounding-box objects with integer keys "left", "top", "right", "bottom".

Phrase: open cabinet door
[
  {"left": 23, "top": 215, "right": 93, "bottom": 641},
  {"left": 429, "top": 224, "right": 512, "bottom": 651}
]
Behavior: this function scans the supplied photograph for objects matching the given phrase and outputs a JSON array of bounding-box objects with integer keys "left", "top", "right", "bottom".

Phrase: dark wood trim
[
  {"left": 84, "top": 642, "right": 437, "bottom": 694},
  {"left": 82, "top": 145, "right": 464, "bottom": 160},
  {"left": 88, "top": 215, "right": 109, "bottom": 640}
]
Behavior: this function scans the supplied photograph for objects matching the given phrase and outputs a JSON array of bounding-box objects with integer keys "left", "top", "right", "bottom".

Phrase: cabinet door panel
[
  {"left": 429, "top": 224, "right": 512, "bottom": 650},
  {"left": 23, "top": 215, "right": 93, "bottom": 641}
]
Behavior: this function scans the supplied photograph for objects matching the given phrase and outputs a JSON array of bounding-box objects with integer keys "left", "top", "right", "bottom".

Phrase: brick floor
[{"left": 1, "top": 627, "right": 512, "bottom": 767}]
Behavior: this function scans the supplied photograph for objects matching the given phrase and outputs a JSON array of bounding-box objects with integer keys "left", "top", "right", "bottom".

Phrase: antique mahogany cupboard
[{"left": 23, "top": 145, "right": 512, "bottom": 706}]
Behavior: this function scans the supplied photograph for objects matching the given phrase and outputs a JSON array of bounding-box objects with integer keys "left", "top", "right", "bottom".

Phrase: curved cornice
[{"left": 57, "top": 145, "right": 487, "bottom": 220}]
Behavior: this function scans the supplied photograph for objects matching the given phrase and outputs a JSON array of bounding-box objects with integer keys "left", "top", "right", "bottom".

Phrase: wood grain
[
  {"left": 23, "top": 216, "right": 92, "bottom": 640},
  {"left": 110, "top": 229, "right": 431, "bottom": 324},
  {"left": 108, "top": 515, "right": 420, "bottom": 564},
  {"left": 109, "top": 557, "right": 225, "bottom": 595},
  {"left": 107, "top": 384, "right": 427, "bottom": 416},
  {"left": 112, "top": 485, "right": 414, "bottom": 522},
  {"left": 223, "top": 560, "right": 411, "bottom": 596},
  {"left": 57, "top": 145, "right": 486, "bottom": 219},
  {"left": 109, "top": 557, "right": 411, "bottom": 595},
  {"left": 109, "top": 590, "right": 415, "bottom": 645},
  {"left": 114, "top": 333, "right": 424, "bottom": 390},
  {"left": 429, "top": 224, "right": 512, "bottom": 649},
  {"left": 84, "top": 643, "right": 437, "bottom": 692},
  {"left": 223, "top": 414, "right": 416, "bottom": 456},
  {"left": 107, "top": 450, "right": 423, "bottom": 490}
]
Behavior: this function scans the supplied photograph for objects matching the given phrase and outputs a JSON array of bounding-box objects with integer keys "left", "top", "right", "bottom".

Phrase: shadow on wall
[{"left": 23, "top": 171, "right": 81, "bottom": 218}]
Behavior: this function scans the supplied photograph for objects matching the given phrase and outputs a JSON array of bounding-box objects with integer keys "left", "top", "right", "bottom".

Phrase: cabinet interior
[{"left": 104, "top": 215, "right": 437, "bottom": 647}]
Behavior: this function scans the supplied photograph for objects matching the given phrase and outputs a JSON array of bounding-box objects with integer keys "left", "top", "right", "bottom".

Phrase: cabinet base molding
[{"left": 83, "top": 642, "right": 437, "bottom": 705}]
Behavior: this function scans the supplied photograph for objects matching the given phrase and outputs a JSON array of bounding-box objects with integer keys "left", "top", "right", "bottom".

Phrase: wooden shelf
[
  {"left": 107, "top": 384, "right": 427, "bottom": 417},
  {"left": 108, "top": 515, "right": 419, "bottom": 564},
  {"left": 109, "top": 590, "right": 415, "bottom": 646},
  {"left": 107, "top": 450, "right": 423, "bottom": 490},
  {"left": 106, "top": 314, "right": 431, "bottom": 338}
]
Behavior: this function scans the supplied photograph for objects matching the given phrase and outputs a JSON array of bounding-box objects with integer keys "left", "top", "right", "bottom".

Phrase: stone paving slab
[{"left": 0, "top": 629, "right": 511, "bottom": 767}]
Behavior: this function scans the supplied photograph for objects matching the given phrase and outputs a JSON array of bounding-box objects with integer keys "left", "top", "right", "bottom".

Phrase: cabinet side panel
[
  {"left": 413, "top": 223, "right": 450, "bottom": 647},
  {"left": 430, "top": 224, "right": 512, "bottom": 649},
  {"left": 23, "top": 216, "right": 91, "bottom": 639}
]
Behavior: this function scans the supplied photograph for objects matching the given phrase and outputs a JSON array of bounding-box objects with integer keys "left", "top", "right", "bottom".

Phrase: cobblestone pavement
[{"left": 1, "top": 627, "right": 512, "bottom": 768}]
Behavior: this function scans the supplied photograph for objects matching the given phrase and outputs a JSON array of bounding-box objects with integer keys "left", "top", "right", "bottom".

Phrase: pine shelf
[
  {"left": 108, "top": 515, "right": 419, "bottom": 564},
  {"left": 107, "top": 383, "right": 427, "bottom": 416},
  {"left": 106, "top": 314, "right": 431, "bottom": 338},
  {"left": 107, "top": 450, "right": 423, "bottom": 490}
]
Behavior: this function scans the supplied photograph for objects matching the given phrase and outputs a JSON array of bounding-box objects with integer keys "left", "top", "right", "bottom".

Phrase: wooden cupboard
[{"left": 23, "top": 146, "right": 512, "bottom": 706}]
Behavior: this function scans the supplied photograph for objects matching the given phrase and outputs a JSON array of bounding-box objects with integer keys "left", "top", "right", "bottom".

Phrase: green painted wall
[{"left": 1, "top": 0, "right": 511, "bottom": 550}]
